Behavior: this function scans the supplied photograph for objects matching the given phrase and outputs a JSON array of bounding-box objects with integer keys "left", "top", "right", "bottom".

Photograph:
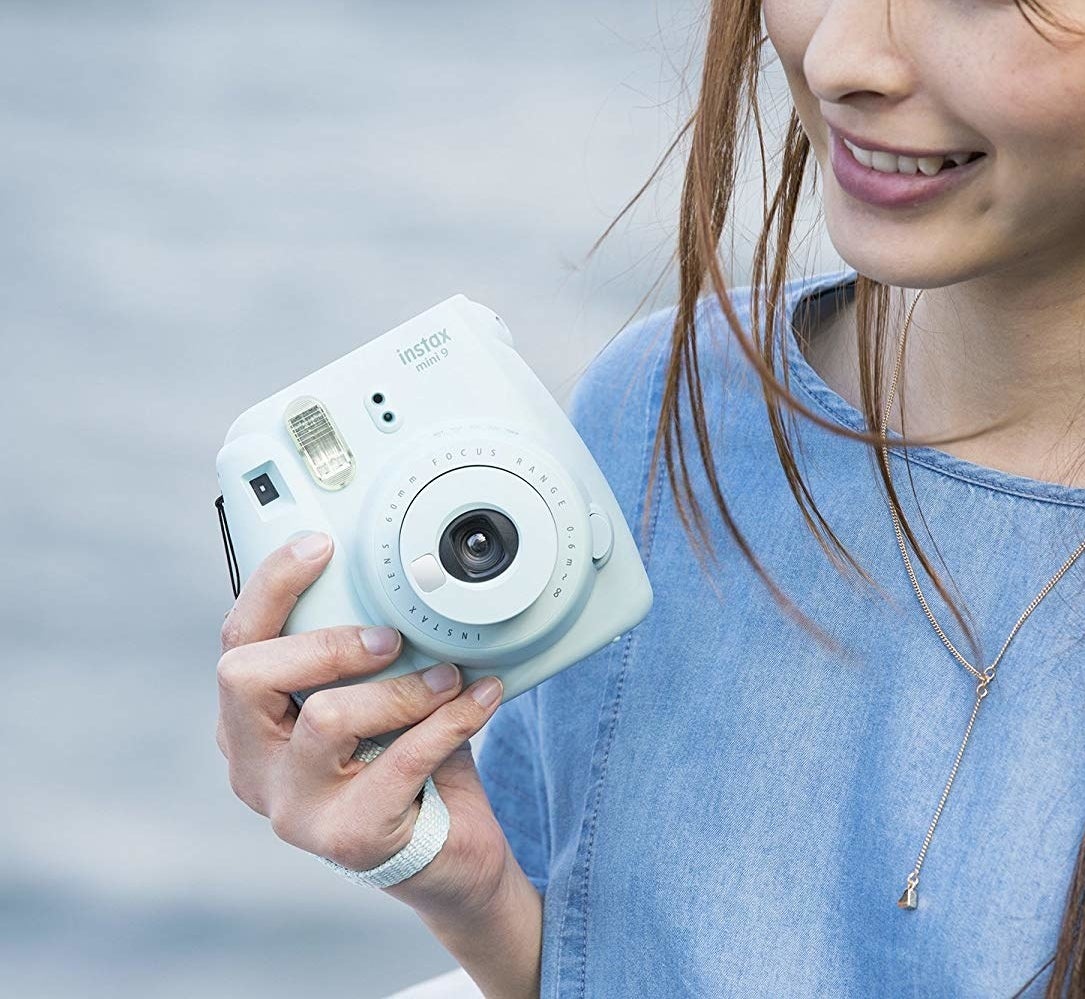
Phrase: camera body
[{"left": 216, "top": 295, "right": 653, "bottom": 745}]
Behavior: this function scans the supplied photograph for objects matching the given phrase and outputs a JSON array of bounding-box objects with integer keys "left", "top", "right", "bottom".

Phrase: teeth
[
  {"left": 843, "top": 137, "right": 977, "bottom": 176},
  {"left": 870, "top": 150, "right": 900, "bottom": 172},
  {"left": 846, "top": 141, "right": 875, "bottom": 168}
]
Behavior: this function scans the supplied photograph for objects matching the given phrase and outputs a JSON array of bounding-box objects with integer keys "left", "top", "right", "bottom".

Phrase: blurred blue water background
[{"left": 0, "top": 2, "right": 834, "bottom": 996}]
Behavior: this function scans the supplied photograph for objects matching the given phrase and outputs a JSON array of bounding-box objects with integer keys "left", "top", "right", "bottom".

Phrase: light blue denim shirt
[{"left": 475, "top": 266, "right": 1085, "bottom": 998}]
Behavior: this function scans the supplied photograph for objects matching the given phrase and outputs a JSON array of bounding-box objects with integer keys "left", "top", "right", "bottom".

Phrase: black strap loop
[{"left": 215, "top": 495, "right": 241, "bottom": 598}]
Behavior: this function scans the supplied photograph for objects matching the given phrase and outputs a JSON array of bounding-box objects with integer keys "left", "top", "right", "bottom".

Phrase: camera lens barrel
[{"left": 373, "top": 438, "right": 582, "bottom": 631}]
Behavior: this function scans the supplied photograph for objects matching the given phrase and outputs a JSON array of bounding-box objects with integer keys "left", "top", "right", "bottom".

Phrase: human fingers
[
  {"left": 281, "top": 661, "right": 465, "bottom": 796},
  {"left": 338, "top": 675, "right": 504, "bottom": 819},
  {"left": 268, "top": 675, "right": 504, "bottom": 872},
  {"left": 219, "top": 531, "right": 334, "bottom": 654},
  {"left": 217, "top": 623, "right": 403, "bottom": 812}
]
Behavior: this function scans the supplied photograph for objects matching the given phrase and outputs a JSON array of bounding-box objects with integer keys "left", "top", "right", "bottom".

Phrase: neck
[{"left": 803, "top": 259, "right": 1085, "bottom": 489}]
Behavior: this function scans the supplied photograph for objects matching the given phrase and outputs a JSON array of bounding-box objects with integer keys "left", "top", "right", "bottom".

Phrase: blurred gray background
[{"left": 0, "top": 2, "right": 836, "bottom": 996}]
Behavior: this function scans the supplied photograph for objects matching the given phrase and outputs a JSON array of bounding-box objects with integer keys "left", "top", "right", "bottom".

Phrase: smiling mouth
[
  {"left": 828, "top": 127, "right": 989, "bottom": 209},
  {"left": 840, "top": 136, "right": 987, "bottom": 177}
]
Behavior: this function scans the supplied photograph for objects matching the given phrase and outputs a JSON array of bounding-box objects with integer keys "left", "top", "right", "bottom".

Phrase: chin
[
  {"left": 820, "top": 174, "right": 1004, "bottom": 290},
  {"left": 823, "top": 219, "right": 989, "bottom": 293}
]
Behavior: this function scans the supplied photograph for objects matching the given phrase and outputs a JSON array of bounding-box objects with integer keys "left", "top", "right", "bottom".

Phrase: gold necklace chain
[{"left": 878, "top": 290, "right": 1085, "bottom": 910}]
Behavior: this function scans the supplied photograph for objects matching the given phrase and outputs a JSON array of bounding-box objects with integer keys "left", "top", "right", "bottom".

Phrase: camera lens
[
  {"left": 465, "top": 531, "right": 492, "bottom": 559},
  {"left": 439, "top": 509, "right": 519, "bottom": 583}
]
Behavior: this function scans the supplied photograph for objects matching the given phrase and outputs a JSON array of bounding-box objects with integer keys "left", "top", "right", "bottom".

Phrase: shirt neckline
[{"left": 782, "top": 266, "right": 1085, "bottom": 510}]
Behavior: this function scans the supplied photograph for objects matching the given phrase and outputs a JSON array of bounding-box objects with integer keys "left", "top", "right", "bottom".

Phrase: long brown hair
[{"left": 586, "top": 1, "right": 1085, "bottom": 994}]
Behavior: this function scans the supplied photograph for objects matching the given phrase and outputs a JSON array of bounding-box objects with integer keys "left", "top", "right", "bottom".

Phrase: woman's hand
[{"left": 215, "top": 530, "right": 517, "bottom": 921}]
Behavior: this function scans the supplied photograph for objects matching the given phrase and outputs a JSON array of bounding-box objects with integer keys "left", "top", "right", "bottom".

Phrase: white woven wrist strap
[{"left": 316, "top": 736, "right": 450, "bottom": 889}]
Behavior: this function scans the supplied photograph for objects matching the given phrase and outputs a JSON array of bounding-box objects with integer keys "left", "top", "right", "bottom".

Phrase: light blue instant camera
[{"left": 215, "top": 296, "right": 653, "bottom": 746}]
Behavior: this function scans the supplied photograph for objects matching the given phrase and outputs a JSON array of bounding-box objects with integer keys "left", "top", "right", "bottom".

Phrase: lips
[{"left": 828, "top": 127, "right": 988, "bottom": 209}]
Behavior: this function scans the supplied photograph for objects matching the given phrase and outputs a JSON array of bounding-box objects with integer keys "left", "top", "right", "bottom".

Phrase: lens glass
[{"left": 439, "top": 509, "right": 519, "bottom": 583}]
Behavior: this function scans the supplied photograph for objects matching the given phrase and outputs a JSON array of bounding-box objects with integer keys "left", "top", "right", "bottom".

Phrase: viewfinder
[{"left": 249, "top": 472, "right": 279, "bottom": 506}]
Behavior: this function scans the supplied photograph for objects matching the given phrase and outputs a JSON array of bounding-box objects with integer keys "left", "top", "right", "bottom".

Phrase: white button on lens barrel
[{"left": 409, "top": 553, "right": 447, "bottom": 592}]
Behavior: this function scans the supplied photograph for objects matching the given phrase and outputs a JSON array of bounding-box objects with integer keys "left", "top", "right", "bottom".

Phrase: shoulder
[
  {"left": 570, "top": 265, "right": 857, "bottom": 404},
  {"left": 566, "top": 282, "right": 755, "bottom": 414},
  {"left": 561, "top": 301, "right": 673, "bottom": 537},
  {"left": 562, "top": 289, "right": 748, "bottom": 530},
  {"left": 564, "top": 268, "right": 855, "bottom": 520},
  {"left": 563, "top": 285, "right": 762, "bottom": 427},
  {"left": 566, "top": 268, "right": 822, "bottom": 429},
  {"left": 562, "top": 283, "right": 758, "bottom": 474}
]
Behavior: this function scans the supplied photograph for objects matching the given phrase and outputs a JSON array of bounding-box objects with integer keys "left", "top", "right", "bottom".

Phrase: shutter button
[{"left": 589, "top": 507, "right": 614, "bottom": 564}]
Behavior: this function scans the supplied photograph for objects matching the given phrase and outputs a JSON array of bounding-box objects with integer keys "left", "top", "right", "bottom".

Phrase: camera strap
[
  {"left": 215, "top": 495, "right": 242, "bottom": 599},
  {"left": 315, "top": 739, "right": 451, "bottom": 888}
]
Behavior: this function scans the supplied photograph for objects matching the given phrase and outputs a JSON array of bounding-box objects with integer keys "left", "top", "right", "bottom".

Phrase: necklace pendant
[{"left": 897, "top": 883, "right": 918, "bottom": 910}]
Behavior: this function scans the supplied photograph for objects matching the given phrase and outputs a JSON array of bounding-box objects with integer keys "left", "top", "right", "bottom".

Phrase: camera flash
[{"left": 284, "top": 396, "right": 356, "bottom": 490}]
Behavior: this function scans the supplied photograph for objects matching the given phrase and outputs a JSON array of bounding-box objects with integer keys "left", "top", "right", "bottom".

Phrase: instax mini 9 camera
[{"left": 215, "top": 295, "right": 653, "bottom": 748}]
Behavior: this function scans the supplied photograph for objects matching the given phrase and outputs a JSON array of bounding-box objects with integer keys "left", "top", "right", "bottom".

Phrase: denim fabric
[{"left": 475, "top": 266, "right": 1085, "bottom": 998}]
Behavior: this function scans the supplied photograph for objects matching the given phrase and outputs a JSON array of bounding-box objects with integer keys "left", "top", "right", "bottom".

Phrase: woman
[{"left": 215, "top": 1, "right": 1085, "bottom": 995}]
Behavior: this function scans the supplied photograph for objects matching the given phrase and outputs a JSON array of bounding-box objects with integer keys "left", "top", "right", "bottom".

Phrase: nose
[{"left": 803, "top": 0, "right": 915, "bottom": 106}]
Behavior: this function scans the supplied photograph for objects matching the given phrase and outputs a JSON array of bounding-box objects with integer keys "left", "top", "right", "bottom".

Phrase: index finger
[
  {"left": 216, "top": 624, "right": 404, "bottom": 768},
  {"left": 220, "top": 531, "right": 334, "bottom": 653}
]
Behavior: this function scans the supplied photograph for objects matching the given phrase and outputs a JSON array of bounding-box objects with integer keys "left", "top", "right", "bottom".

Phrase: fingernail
[
  {"left": 291, "top": 531, "right": 331, "bottom": 561},
  {"left": 422, "top": 662, "right": 459, "bottom": 693},
  {"left": 360, "top": 625, "right": 400, "bottom": 655},
  {"left": 470, "top": 677, "right": 502, "bottom": 708}
]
